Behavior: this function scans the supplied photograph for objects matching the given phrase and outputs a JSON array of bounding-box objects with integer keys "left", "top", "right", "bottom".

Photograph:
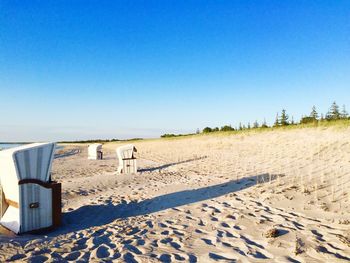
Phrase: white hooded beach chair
[
  {"left": 116, "top": 144, "right": 137, "bottom": 174},
  {"left": 88, "top": 143, "right": 103, "bottom": 160},
  {"left": 0, "top": 143, "right": 61, "bottom": 234}
]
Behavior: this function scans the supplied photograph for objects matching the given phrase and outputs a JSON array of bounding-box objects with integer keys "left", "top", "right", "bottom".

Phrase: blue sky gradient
[{"left": 1, "top": 1, "right": 349, "bottom": 141}]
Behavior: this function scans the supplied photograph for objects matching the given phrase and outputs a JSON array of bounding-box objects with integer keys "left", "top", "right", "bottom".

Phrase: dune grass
[{"left": 158, "top": 119, "right": 350, "bottom": 141}]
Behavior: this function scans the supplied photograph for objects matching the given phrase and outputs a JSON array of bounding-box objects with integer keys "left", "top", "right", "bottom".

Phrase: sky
[{"left": 0, "top": 1, "right": 349, "bottom": 142}]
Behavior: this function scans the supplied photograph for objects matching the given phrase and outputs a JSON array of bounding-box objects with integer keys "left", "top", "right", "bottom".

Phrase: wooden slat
[
  {"left": 6, "top": 199, "right": 19, "bottom": 208},
  {"left": 1, "top": 186, "right": 8, "bottom": 218}
]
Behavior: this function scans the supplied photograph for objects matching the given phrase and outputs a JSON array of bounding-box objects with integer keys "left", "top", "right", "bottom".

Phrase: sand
[{"left": 0, "top": 127, "right": 349, "bottom": 262}]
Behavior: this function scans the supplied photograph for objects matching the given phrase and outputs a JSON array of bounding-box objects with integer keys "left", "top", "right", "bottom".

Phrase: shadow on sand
[
  {"left": 54, "top": 149, "right": 80, "bottom": 159},
  {"left": 50, "top": 173, "right": 278, "bottom": 236},
  {"left": 138, "top": 156, "right": 208, "bottom": 172}
]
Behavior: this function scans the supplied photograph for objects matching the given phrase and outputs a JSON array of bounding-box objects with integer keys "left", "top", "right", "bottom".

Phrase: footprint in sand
[
  {"left": 124, "top": 244, "right": 143, "bottom": 255},
  {"left": 201, "top": 238, "right": 216, "bottom": 246},
  {"left": 94, "top": 244, "right": 112, "bottom": 259},
  {"left": 173, "top": 230, "right": 185, "bottom": 236},
  {"left": 8, "top": 254, "right": 26, "bottom": 261},
  {"left": 209, "top": 252, "right": 236, "bottom": 261},
  {"left": 28, "top": 255, "right": 49, "bottom": 262},
  {"left": 123, "top": 252, "right": 139, "bottom": 263},
  {"left": 221, "top": 222, "right": 231, "bottom": 228},
  {"left": 188, "top": 254, "right": 198, "bottom": 262},
  {"left": 211, "top": 216, "right": 219, "bottom": 222},
  {"left": 173, "top": 253, "right": 186, "bottom": 261},
  {"left": 161, "top": 230, "right": 170, "bottom": 235},
  {"left": 64, "top": 251, "right": 81, "bottom": 261}
]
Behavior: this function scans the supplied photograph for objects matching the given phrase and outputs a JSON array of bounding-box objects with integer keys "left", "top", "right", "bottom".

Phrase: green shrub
[
  {"left": 203, "top": 127, "right": 213, "bottom": 133},
  {"left": 300, "top": 116, "right": 317, "bottom": 124},
  {"left": 220, "top": 125, "right": 235, "bottom": 132}
]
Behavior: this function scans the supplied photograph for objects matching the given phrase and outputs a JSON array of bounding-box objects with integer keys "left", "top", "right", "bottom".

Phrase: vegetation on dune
[
  {"left": 59, "top": 101, "right": 350, "bottom": 142},
  {"left": 59, "top": 138, "right": 143, "bottom": 144},
  {"left": 160, "top": 133, "right": 196, "bottom": 138},
  {"left": 161, "top": 101, "right": 350, "bottom": 138},
  {"left": 203, "top": 125, "right": 234, "bottom": 134}
]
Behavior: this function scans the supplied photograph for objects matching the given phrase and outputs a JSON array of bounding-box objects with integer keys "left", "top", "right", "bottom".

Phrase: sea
[
  {"left": 0, "top": 143, "right": 23, "bottom": 150},
  {"left": 0, "top": 143, "right": 63, "bottom": 150}
]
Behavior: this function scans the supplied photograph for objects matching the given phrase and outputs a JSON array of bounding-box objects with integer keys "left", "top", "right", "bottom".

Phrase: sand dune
[{"left": 1, "top": 127, "right": 349, "bottom": 262}]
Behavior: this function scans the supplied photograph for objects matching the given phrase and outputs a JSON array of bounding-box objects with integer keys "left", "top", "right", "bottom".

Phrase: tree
[
  {"left": 161, "top": 134, "right": 176, "bottom": 138},
  {"left": 220, "top": 125, "right": 234, "bottom": 132},
  {"left": 213, "top": 127, "right": 219, "bottom": 132},
  {"left": 341, "top": 105, "right": 349, "bottom": 119},
  {"left": 261, "top": 118, "right": 268, "bottom": 128},
  {"left": 247, "top": 122, "right": 251, "bottom": 129},
  {"left": 203, "top": 127, "right": 212, "bottom": 133},
  {"left": 253, "top": 120, "right": 259, "bottom": 128},
  {"left": 310, "top": 106, "right": 319, "bottom": 120},
  {"left": 326, "top": 101, "right": 340, "bottom": 120},
  {"left": 291, "top": 116, "right": 295, "bottom": 125},
  {"left": 279, "top": 109, "right": 289, "bottom": 126},
  {"left": 274, "top": 113, "right": 279, "bottom": 127},
  {"left": 196, "top": 128, "right": 200, "bottom": 134},
  {"left": 320, "top": 113, "right": 324, "bottom": 121},
  {"left": 239, "top": 122, "right": 243, "bottom": 130}
]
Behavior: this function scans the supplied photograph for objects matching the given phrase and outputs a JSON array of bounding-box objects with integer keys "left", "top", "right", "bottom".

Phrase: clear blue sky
[{"left": 1, "top": 1, "right": 349, "bottom": 142}]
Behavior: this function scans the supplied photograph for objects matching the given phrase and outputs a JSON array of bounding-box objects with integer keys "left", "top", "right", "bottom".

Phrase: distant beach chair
[
  {"left": 88, "top": 143, "right": 103, "bottom": 160},
  {"left": 116, "top": 144, "right": 137, "bottom": 174},
  {"left": 0, "top": 143, "right": 61, "bottom": 234}
]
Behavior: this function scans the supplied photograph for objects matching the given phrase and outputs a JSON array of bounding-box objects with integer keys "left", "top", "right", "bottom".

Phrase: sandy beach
[{"left": 1, "top": 127, "right": 349, "bottom": 262}]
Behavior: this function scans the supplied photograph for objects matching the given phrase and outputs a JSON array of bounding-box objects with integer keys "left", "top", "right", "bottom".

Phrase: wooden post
[{"left": 51, "top": 182, "right": 62, "bottom": 228}]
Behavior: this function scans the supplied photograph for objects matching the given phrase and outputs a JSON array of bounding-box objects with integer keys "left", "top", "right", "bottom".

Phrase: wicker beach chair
[
  {"left": 88, "top": 143, "right": 103, "bottom": 160},
  {"left": 0, "top": 143, "right": 61, "bottom": 234},
  {"left": 116, "top": 144, "right": 137, "bottom": 174}
]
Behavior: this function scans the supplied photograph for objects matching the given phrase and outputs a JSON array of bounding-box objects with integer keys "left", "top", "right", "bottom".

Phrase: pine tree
[
  {"left": 279, "top": 109, "right": 289, "bottom": 126},
  {"left": 274, "top": 113, "right": 279, "bottom": 127},
  {"left": 326, "top": 101, "right": 340, "bottom": 120},
  {"left": 253, "top": 120, "right": 259, "bottom": 128},
  {"left": 261, "top": 118, "right": 268, "bottom": 128},
  {"left": 247, "top": 122, "right": 251, "bottom": 129},
  {"left": 341, "top": 105, "right": 349, "bottom": 119},
  {"left": 239, "top": 122, "right": 243, "bottom": 130},
  {"left": 310, "top": 106, "right": 319, "bottom": 120},
  {"left": 291, "top": 116, "right": 295, "bottom": 125}
]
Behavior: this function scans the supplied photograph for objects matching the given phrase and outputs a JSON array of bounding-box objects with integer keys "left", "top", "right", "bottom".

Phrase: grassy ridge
[{"left": 159, "top": 119, "right": 350, "bottom": 140}]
